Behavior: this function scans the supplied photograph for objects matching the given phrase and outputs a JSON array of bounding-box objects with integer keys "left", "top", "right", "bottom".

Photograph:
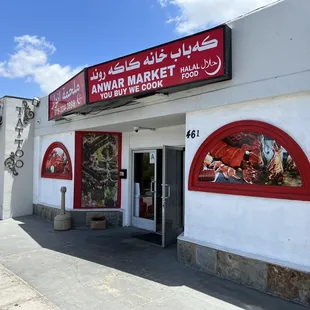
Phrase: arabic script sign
[
  {"left": 48, "top": 71, "right": 86, "bottom": 120},
  {"left": 87, "top": 25, "right": 231, "bottom": 104}
]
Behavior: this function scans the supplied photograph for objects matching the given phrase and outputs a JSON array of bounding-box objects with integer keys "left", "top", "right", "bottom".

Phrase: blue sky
[{"left": 0, "top": 0, "right": 274, "bottom": 98}]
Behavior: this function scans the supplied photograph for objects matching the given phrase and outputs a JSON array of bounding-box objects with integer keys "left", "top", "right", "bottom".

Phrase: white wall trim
[{"left": 36, "top": 202, "right": 61, "bottom": 209}]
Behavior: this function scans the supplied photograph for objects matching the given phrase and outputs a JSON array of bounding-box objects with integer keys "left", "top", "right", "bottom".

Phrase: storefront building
[{"left": 1, "top": 0, "right": 309, "bottom": 306}]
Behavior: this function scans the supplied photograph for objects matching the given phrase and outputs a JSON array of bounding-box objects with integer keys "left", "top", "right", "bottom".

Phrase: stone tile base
[
  {"left": 33, "top": 204, "right": 123, "bottom": 228},
  {"left": 178, "top": 239, "right": 310, "bottom": 307},
  {"left": 33, "top": 204, "right": 61, "bottom": 222}
]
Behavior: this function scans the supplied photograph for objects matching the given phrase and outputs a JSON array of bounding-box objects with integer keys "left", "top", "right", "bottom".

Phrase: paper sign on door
[{"left": 149, "top": 151, "right": 156, "bottom": 164}]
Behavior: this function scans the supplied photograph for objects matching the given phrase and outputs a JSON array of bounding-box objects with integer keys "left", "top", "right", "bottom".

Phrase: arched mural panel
[
  {"left": 41, "top": 142, "right": 73, "bottom": 180},
  {"left": 189, "top": 121, "right": 310, "bottom": 201}
]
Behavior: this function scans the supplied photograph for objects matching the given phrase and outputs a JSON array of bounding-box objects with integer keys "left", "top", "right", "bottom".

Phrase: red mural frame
[
  {"left": 188, "top": 120, "right": 310, "bottom": 201},
  {"left": 41, "top": 142, "right": 73, "bottom": 180},
  {"left": 74, "top": 131, "right": 122, "bottom": 209}
]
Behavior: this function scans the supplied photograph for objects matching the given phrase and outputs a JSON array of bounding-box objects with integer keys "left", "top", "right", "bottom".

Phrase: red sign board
[
  {"left": 48, "top": 70, "right": 86, "bottom": 120},
  {"left": 87, "top": 25, "right": 231, "bottom": 104}
]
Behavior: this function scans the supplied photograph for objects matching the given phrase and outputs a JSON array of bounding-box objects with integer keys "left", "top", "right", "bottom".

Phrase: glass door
[
  {"left": 162, "top": 146, "right": 184, "bottom": 247},
  {"left": 132, "top": 150, "right": 157, "bottom": 231}
]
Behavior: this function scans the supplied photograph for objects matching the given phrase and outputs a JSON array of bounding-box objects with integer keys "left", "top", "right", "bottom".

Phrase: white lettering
[
  {"left": 182, "top": 70, "right": 199, "bottom": 79},
  {"left": 66, "top": 100, "right": 76, "bottom": 110},
  {"left": 103, "top": 81, "right": 111, "bottom": 91},
  {"left": 136, "top": 74, "right": 144, "bottom": 84},
  {"left": 144, "top": 71, "right": 151, "bottom": 82},
  {"left": 128, "top": 75, "right": 136, "bottom": 86},
  {"left": 141, "top": 80, "right": 163, "bottom": 91},
  {"left": 151, "top": 69, "right": 159, "bottom": 80},
  {"left": 118, "top": 78, "right": 124, "bottom": 88},
  {"left": 100, "top": 91, "right": 113, "bottom": 99},
  {"left": 180, "top": 64, "right": 200, "bottom": 73},
  {"left": 114, "top": 88, "right": 127, "bottom": 97},
  {"left": 167, "top": 65, "right": 175, "bottom": 76},
  {"left": 97, "top": 83, "right": 103, "bottom": 92},
  {"left": 129, "top": 86, "right": 140, "bottom": 93},
  {"left": 160, "top": 67, "right": 167, "bottom": 78},
  {"left": 92, "top": 85, "right": 97, "bottom": 94},
  {"left": 127, "top": 65, "right": 176, "bottom": 86}
]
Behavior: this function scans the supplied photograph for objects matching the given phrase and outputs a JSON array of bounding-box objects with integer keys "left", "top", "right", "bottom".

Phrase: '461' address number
[{"left": 186, "top": 130, "right": 200, "bottom": 139}]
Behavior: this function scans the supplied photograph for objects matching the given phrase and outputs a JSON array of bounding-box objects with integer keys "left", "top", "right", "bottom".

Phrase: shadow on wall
[
  {"left": 13, "top": 216, "right": 306, "bottom": 310},
  {"left": 4, "top": 128, "right": 34, "bottom": 218}
]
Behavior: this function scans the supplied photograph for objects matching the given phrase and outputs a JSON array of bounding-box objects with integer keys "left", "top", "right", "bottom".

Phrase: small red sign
[
  {"left": 87, "top": 25, "right": 231, "bottom": 104},
  {"left": 48, "top": 71, "right": 86, "bottom": 120}
]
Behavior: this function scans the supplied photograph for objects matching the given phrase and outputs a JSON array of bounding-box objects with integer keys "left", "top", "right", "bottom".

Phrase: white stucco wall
[
  {"left": 129, "top": 125, "right": 185, "bottom": 149},
  {"left": 184, "top": 93, "right": 310, "bottom": 271},
  {"left": 32, "top": 125, "right": 184, "bottom": 222},
  {"left": 34, "top": 132, "right": 74, "bottom": 210},
  {"left": 1, "top": 97, "right": 34, "bottom": 219}
]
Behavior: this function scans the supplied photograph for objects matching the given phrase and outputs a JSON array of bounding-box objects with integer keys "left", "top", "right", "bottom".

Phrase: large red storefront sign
[
  {"left": 48, "top": 70, "right": 87, "bottom": 120},
  {"left": 87, "top": 25, "right": 231, "bottom": 104}
]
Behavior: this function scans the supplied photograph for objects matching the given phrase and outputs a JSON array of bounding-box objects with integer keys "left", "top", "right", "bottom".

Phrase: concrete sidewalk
[
  {"left": 0, "top": 216, "right": 307, "bottom": 310},
  {"left": 0, "top": 264, "right": 58, "bottom": 309}
]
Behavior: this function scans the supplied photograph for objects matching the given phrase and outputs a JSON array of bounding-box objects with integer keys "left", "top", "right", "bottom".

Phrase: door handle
[
  {"left": 166, "top": 184, "right": 171, "bottom": 198},
  {"left": 161, "top": 184, "right": 170, "bottom": 199},
  {"left": 150, "top": 181, "right": 155, "bottom": 193}
]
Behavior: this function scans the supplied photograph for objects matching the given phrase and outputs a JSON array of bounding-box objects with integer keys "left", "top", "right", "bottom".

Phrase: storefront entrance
[{"left": 132, "top": 146, "right": 184, "bottom": 247}]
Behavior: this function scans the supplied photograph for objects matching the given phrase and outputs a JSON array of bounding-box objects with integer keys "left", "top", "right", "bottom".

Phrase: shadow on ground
[{"left": 2, "top": 216, "right": 306, "bottom": 310}]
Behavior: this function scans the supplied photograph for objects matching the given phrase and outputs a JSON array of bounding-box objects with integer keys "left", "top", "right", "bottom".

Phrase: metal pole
[{"left": 60, "top": 186, "right": 67, "bottom": 215}]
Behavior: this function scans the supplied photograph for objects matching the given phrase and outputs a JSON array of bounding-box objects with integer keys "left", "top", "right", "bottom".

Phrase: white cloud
[
  {"left": 0, "top": 35, "right": 83, "bottom": 94},
  {"left": 158, "top": 0, "right": 278, "bottom": 34},
  {"left": 15, "top": 35, "right": 56, "bottom": 54}
]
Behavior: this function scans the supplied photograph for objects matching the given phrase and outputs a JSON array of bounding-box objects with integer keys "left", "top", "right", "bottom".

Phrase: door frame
[
  {"left": 162, "top": 145, "right": 185, "bottom": 247},
  {"left": 131, "top": 149, "right": 158, "bottom": 231},
  {"left": 130, "top": 145, "right": 185, "bottom": 235}
]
